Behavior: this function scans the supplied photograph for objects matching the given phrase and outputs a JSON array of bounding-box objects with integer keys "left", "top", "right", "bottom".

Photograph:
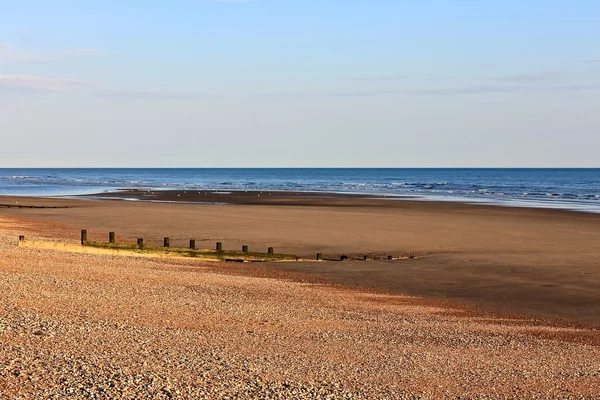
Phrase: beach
[
  {"left": 3, "top": 190, "right": 600, "bottom": 324},
  {"left": 1, "top": 191, "right": 600, "bottom": 397},
  {"left": 5, "top": 0, "right": 600, "bottom": 395}
]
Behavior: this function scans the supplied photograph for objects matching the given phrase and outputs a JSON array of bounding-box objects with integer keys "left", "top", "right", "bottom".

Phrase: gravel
[{"left": 0, "top": 216, "right": 599, "bottom": 399}]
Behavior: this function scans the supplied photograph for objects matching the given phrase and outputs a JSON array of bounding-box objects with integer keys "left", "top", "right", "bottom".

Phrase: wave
[{"left": 1, "top": 170, "right": 599, "bottom": 211}]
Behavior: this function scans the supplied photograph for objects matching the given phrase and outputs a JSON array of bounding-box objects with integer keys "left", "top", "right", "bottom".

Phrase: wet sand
[{"left": 1, "top": 190, "right": 600, "bottom": 325}]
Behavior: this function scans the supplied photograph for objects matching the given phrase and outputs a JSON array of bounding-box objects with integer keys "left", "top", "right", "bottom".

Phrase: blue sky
[{"left": 1, "top": 0, "right": 599, "bottom": 167}]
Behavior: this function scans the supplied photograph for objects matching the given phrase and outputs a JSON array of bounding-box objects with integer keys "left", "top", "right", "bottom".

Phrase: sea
[{"left": 1, "top": 168, "right": 599, "bottom": 213}]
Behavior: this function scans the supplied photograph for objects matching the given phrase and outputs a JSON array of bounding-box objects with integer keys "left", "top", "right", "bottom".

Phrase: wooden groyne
[
  {"left": 16, "top": 230, "right": 420, "bottom": 263},
  {"left": 17, "top": 230, "right": 298, "bottom": 263}
]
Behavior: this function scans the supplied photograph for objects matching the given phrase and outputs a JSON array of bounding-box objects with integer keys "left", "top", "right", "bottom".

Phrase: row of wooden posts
[
  {"left": 80, "top": 230, "right": 275, "bottom": 254},
  {"left": 19, "top": 232, "right": 402, "bottom": 262},
  {"left": 79, "top": 230, "right": 403, "bottom": 261}
]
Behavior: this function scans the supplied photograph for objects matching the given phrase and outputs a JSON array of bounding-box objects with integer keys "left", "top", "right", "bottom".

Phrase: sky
[{"left": 1, "top": 0, "right": 599, "bottom": 167}]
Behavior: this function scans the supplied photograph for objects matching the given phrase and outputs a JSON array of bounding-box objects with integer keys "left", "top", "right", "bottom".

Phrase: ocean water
[{"left": 0, "top": 168, "right": 599, "bottom": 213}]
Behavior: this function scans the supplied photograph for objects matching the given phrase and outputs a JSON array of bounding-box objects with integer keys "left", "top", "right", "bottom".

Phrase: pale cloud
[
  {"left": 97, "top": 89, "right": 213, "bottom": 101},
  {"left": 496, "top": 71, "right": 568, "bottom": 84},
  {"left": 0, "top": 73, "right": 92, "bottom": 93},
  {"left": 3, "top": 66, "right": 599, "bottom": 101},
  {"left": 355, "top": 74, "right": 451, "bottom": 83},
  {"left": 354, "top": 75, "right": 407, "bottom": 82},
  {"left": 0, "top": 42, "right": 100, "bottom": 64},
  {"left": 253, "top": 80, "right": 600, "bottom": 99},
  {"left": 0, "top": 73, "right": 210, "bottom": 100}
]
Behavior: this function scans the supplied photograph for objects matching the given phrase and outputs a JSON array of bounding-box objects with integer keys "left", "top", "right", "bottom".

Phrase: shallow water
[{"left": 1, "top": 168, "right": 599, "bottom": 213}]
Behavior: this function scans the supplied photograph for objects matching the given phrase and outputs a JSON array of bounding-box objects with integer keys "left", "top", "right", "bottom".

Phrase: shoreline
[
  {"left": 77, "top": 188, "right": 600, "bottom": 215},
  {"left": 3, "top": 185, "right": 600, "bottom": 214},
  {"left": 4, "top": 188, "right": 599, "bottom": 215}
]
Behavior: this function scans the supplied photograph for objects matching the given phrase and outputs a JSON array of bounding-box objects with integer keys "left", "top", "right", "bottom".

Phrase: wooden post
[
  {"left": 316, "top": 253, "right": 322, "bottom": 261},
  {"left": 164, "top": 237, "right": 170, "bottom": 248},
  {"left": 363, "top": 255, "right": 368, "bottom": 261},
  {"left": 242, "top": 245, "right": 248, "bottom": 253},
  {"left": 216, "top": 242, "right": 223, "bottom": 252},
  {"left": 268, "top": 247, "right": 274, "bottom": 255},
  {"left": 109, "top": 232, "right": 115, "bottom": 244},
  {"left": 81, "top": 230, "right": 87, "bottom": 245},
  {"left": 189, "top": 239, "right": 196, "bottom": 250},
  {"left": 137, "top": 238, "right": 144, "bottom": 248}
]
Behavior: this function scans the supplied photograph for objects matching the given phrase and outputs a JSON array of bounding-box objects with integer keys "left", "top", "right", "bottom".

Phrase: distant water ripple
[{"left": 0, "top": 168, "right": 599, "bottom": 213}]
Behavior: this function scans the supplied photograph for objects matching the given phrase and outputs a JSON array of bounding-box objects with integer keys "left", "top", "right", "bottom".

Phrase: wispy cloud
[
  {"left": 0, "top": 73, "right": 210, "bottom": 101},
  {"left": 354, "top": 75, "right": 407, "bottom": 82},
  {"left": 0, "top": 73, "right": 92, "bottom": 93},
  {"left": 0, "top": 42, "right": 100, "bottom": 64},
  {"left": 317, "top": 70, "right": 600, "bottom": 98},
  {"left": 3, "top": 66, "right": 599, "bottom": 101},
  {"left": 417, "top": 82, "right": 600, "bottom": 95},
  {"left": 97, "top": 89, "right": 213, "bottom": 101},
  {"left": 254, "top": 80, "right": 600, "bottom": 100},
  {"left": 354, "top": 74, "right": 451, "bottom": 83},
  {"left": 496, "top": 71, "right": 567, "bottom": 84}
]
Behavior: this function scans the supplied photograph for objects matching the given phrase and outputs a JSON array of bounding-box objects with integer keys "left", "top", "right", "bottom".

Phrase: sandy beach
[
  {"left": 3, "top": 191, "right": 600, "bottom": 324},
  {"left": 1, "top": 191, "right": 600, "bottom": 397},
  {"left": 5, "top": 0, "right": 600, "bottom": 396}
]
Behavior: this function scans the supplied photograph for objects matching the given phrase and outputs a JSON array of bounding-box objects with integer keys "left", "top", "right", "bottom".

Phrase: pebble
[{"left": 0, "top": 217, "right": 598, "bottom": 398}]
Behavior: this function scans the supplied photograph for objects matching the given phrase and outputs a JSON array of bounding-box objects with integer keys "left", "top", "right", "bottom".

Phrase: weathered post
[
  {"left": 189, "top": 239, "right": 196, "bottom": 250},
  {"left": 164, "top": 237, "right": 170, "bottom": 248},
  {"left": 242, "top": 245, "right": 248, "bottom": 253},
  {"left": 316, "top": 253, "right": 322, "bottom": 261},
  {"left": 109, "top": 232, "right": 115, "bottom": 244},
  {"left": 216, "top": 242, "right": 223, "bottom": 252},
  {"left": 137, "top": 238, "right": 144, "bottom": 248},
  {"left": 81, "top": 230, "right": 87, "bottom": 245},
  {"left": 268, "top": 247, "right": 274, "bottom": 255}
]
